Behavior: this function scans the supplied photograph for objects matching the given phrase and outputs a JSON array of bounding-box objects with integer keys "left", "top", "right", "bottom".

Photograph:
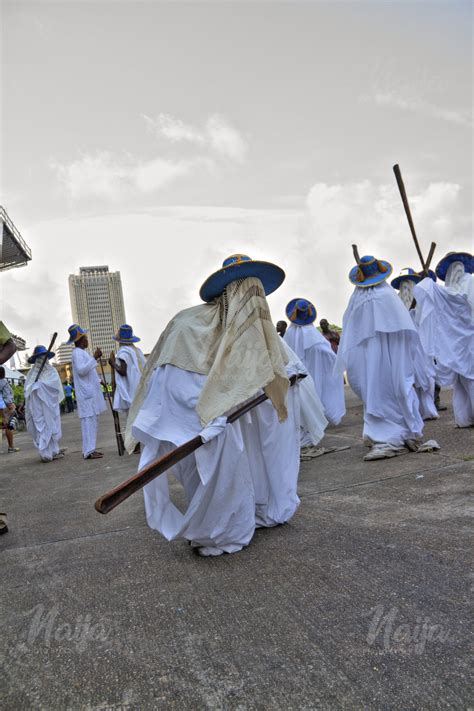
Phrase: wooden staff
[
  {"left": 95, "top": 374, "right": 306, "bottom": 515},
  {"left": 99, "top": 358, "right": 125, "bottom": 457},
  {"left": 34, "top": 332, "right": 58, "bottom": 383},
  {"left": 393, "top": 164, "right": 436, "bottom": 276}
]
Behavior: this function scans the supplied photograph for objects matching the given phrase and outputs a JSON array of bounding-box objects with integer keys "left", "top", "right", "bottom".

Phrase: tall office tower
[
  {"left": 69, "top": 266, "right": 126, "bottom": 355},
  {"left": 54, "top": 341, "right": 74, "bottom": 365}
]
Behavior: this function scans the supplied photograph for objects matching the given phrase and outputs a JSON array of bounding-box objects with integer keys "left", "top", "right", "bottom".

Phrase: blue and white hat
[
  {"left": 349, "top": 255, "right": 393, "bottom": 288},
  {"left": 391, "top": 267, "right": 436, "bottom": 290},
  {"left": 28, "top": 345, "right": 55, "bottom": 364},
  {"left": 199, "top": 254, "right": 285, "bottom": 303},
  {"left": 286, "top": 298, "right": 317, "bottom": 326},
  {"left": 435, "top": 252, "right": 473, "bottom": 282},
  {"left": 113, "top": 324, "right": 140, "bottom": 343},
  {"left": 67, "top": 324, "right": 88, "bottom": 344}
]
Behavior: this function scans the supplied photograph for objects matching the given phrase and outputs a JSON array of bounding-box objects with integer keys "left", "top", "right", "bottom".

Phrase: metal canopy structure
[{"left": 0, "top": 205, "right": 32, "bottom": 271}]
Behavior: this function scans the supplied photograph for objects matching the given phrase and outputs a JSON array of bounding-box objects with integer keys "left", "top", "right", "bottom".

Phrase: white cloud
[
  {"left": 143, "top": 112, "right": 248, "bottom": 161},
  {"left": 3, "top": 182, "right": 469, "bottom": 354},
  {"left": 51, "top": 152, "right": 211, "bottom": 200},
  {"left": 372, "top": 92, "right": 472, "bottom": 128},
  {"left": 143, "top": 113, "right": 205, "bottom": 145}
]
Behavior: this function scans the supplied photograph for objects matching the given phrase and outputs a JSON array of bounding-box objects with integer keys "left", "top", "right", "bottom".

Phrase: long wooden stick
[
  {"left": 99, "top": 358, "right": 125, "bottom": 457},
  {"left": 352, "top": 244, "right": 361, "bottom": 264},
  {"left": 393, "top": 164, "right": 432, "bottom": 276},
  {"left": 95, "top": 374, "right": 305, "bottom": 515},
  {"left": 34, "top": 332, "right": 57, "bottom": 383}
]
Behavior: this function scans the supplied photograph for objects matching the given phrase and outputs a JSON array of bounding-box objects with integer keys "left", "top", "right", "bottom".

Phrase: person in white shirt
[{"left": 68, "top": 324, "right": 106, "bottom": 459}]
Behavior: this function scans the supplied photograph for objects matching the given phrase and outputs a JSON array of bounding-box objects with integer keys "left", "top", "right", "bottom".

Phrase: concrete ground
[{"left": 1, "top": 388, "right": 472, "bottom": 710}]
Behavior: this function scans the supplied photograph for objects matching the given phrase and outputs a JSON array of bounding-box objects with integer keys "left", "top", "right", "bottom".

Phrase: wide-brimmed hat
[
  {"left": 285, "top": 298, "right": 317, "bottom": 326},
  {"left": 435, "top": 252, "right": 473, "bottom": 282},
  {"left": 349, "top": 255, "right": 393, "bottom": 288},
  {"left": 199, "top": 254, "right": 285, "bottom": 303},
  {"left": 113, "top": 324, "right": 140, "bottom": 343},
  {"left": 391, "top": 267, "right": 436, "bottom": 290},
  {"left": 67, "top": 324, "right": 88, "bottom": 344},
  {"left": 28, "top": 345, "right": 55, "bottom": 364}
]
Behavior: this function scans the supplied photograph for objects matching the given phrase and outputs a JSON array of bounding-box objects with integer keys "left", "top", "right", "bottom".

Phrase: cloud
[
  {"left": 370, "top": 92, "right": 472, "bottom": 128},
  {"left": 143, "top": 113, "right": 248, "bottom": 162},
  {"left": 51, "top": 152, "right": 212, "bottom": 200},
  {"left": 3, "top": 182, "right": 469, "bottom": 355}
]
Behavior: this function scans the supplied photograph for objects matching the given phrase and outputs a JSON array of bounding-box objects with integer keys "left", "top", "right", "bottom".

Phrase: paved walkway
[{"left": 1, "top": 389, "right": 472, "bottom": 710}]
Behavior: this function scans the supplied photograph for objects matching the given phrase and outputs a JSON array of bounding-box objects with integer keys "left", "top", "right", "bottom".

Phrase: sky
[{"left": 1, "top": 0, "right": 472, "bottom": 358}]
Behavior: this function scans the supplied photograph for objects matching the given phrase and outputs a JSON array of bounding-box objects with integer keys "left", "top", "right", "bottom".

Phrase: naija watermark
[
  {"left": 367, "top": 605, "right": 450, "bottom": 655},
  {"left": 24, "top": 604, "right": 109, "bottom": 653}
]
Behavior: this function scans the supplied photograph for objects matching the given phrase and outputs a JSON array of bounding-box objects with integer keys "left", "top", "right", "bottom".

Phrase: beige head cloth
[{"left": 125, "top": 276, "right": 289, "bottom": 453}]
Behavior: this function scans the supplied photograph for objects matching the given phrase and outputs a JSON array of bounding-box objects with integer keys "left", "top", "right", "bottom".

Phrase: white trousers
[
  {"left": 452, "top": 375, "right": 474, "bottom": 427},
  {"left": 80, "top": 415, "right": 99, "bottom": 457}
]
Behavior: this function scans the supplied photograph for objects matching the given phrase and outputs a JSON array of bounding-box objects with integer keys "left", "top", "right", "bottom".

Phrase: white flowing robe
[
  {"left": 25, "top": 361, "right": 63, "bottom": 460},
  {"left": 336, "top": 282, "right": 424, "bottom": 446},
  {"left": 113, "top": 345, "right": 146, "bottom": 414},
  {"left": 414, "top": 277, "right": 474, "bottom": 427},
  {"left": 281, "top": 340, "right": 328, "bottom": 446},
  {"left": 71, "top": 348, "right": 106, "bottom": 419},
  {"left": 134, "top": 361, "right": 306, "bottom": 554},
  {"left": 284, "top": 324, "right": 346, "bottom": 425},
  {"left": 410, "top": 310, "right": 438, "bottom": 420}
]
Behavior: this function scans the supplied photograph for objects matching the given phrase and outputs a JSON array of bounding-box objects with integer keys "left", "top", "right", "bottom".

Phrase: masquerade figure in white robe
[
  {"left": 414, "top": 252, "right": 474, "bottom": 428},
  {"left": 390, "top": 268, "right": 438, "bottom": 421},
  {"left": 68, "top": 324, "right": 107, "bottom": 459},
  {"left": 284, "top": 298, "right": 345, "bottom": 427},
  {"left": 126, "top": 254, "right": 322, "bottom": 557},
  {"left": 25, "top": 346, "right": 64, "bottom": 462},
  {"left": 336, "top": 255, "right": 427, "bottom": 461},
  {"left": 109, "top": 325, "right": 146, "bottom": 417}
]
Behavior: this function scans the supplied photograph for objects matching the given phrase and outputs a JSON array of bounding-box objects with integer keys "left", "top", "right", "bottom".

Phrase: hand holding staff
[
  {"left": 98, "top": 358, "right": 125, "bottom": 457},
  {"left": 95, "top": 374, "right": 306, "bottom": 515},
  {"left": 34, "top": 332, "right": 58, "bottom": 383}
]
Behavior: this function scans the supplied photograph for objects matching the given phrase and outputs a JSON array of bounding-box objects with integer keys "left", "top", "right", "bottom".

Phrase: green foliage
[{"left": 12, "top": 383, "right": 25, "bottom": 405}]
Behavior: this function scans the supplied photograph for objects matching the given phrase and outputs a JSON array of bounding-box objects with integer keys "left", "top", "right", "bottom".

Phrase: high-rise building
[
  {"left": 54, "top": 341, "right": 74, "bottom": 365},
  {"left": 69, "top": 266, "right": 126, "bottom": 356}
]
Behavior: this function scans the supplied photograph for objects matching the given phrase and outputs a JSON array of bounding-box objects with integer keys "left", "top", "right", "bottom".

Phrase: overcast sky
[{"left": 1, "top": 0, "right": 472, "bottom": 356}]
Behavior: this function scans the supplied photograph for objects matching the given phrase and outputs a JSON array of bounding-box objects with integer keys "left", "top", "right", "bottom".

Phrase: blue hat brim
[
  {"left": 285, "top": 298, "right": 317, "bottom": 325},
  {"left": 28, "top": 351, "right": 55, "bottom": 364},
  {"left": 199, "top": 260, "right": 285, "bottom": 302},
  {"left": 113, "top": 335, "right": 140, "bottom": 343},
  {"left": 67, "top": 328, "right": 88, "bottom": 344},
  {"left": 391, "top": 273, "right": 421, "bottom": 290},
  {"left": 435, "top": 253, "right": 473, "bottom": 281},
  {"left": 349, "top": 261, "right": 393, "bottom": 287}
]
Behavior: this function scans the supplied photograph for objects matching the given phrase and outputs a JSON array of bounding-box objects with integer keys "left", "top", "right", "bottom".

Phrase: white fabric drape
[
  {"left": 414, "top": 277, "right": 474, "bottom": 426},
  {"left": 336, "top": 282, "right": 424, "bottom": 445},
  {"left": 25, "top": 361, "right": 63, "bottom": 459},
  {"left": 134, "top": 362, "right": 303, "bottom": 553},
  {"left": 284, "top": 324, "right": 345, "bottom": 425},
  {"left": 113, "top": 345, "right": 146, "bottom": 414}
]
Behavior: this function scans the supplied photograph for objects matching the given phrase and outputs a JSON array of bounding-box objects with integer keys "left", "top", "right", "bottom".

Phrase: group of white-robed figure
[
  {"left": 24, "top": 249, "right": 472, "bottom": 557},
  {"left": 24, "top": 323, "right": 146, "bottom": 462}
]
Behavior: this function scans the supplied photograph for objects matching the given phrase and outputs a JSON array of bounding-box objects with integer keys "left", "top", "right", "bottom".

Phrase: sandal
[{"left": 85, "top": 451, "right": 103, "bottom": 459}]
